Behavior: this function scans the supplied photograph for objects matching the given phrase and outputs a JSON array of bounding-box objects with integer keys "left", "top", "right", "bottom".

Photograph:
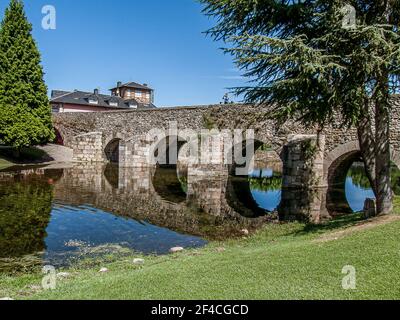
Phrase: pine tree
[
  {"left": 201, "top": 0, "right": 400, "bottom": 214},
  {"left": 0, "top": 0, "right": 54, "bottom": 151}
]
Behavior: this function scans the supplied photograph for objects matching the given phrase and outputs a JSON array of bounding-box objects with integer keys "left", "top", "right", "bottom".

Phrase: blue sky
[{"left": 0, "top": 0, "right": 247, "bottom": 106}]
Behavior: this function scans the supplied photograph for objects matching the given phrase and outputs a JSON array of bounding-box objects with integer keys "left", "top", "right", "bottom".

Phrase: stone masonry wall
[
  {"left": 70, "top": 132, "right": 103, "bottom": 162},
  {"left": 53, "top": 96, "right": 400, "bottom": 160}
]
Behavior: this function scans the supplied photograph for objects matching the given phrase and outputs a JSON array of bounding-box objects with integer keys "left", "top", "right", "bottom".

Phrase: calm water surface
[
  {"left": 0, "top": 160, "right": 394, "bottom": 270},
  {"left": 248, "top": 168, "right": 282, "bottom": 212},
  {"left": 345, "top": 162, "right": 400, "bottom": 212},
  {"left": 45, "top": 204, "right": 205, "bottom": 266}
]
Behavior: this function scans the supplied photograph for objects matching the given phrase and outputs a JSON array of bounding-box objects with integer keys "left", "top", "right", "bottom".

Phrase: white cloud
[{"left": 219, "top": 75, "right": 245, "bottom": 80}]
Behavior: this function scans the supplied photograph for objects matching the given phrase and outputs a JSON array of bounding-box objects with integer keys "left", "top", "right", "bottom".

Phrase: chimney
[
  {"left": 94, "top": 88, "right": 99, "bottom": 95},
  {"left": 115, "top": 82, "right": 122, "bottom": 97},
  {"left": 143, "top": 83, "right": 148, "bottom": 87}
]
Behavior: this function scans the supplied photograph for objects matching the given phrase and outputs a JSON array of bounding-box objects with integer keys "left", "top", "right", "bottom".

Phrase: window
[
  {"left": 88, "top": 97, "right": 98, "bottom": 104},
  {"left": 129, "top": 102, "right": 138, "bottom": 109},
  {"left": 135, "top": 90, "right": 142, "bottom": 97},
  {"left": 109, "top": 101, "right": 118, "bottom": 107},
  {"left": 52, "top": 105, "right": 60, "bottom": 113}
]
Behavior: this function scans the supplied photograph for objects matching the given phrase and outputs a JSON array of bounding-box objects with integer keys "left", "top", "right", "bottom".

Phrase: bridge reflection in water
[
  {"left": 0, "top": 163, "right": 273, "bottom": 270},
  {"left": 1, "top": 158, "right": 392, "bottom": 271}
]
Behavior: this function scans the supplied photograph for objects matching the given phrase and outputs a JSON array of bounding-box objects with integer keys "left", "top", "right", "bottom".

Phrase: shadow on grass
[
  {"left": 0, "top": 146, "right": 53, "bottom": 166},
  {"left": 292, "top": 196, "right": 400, "bottom": 237},
  {"left": 292, "top": 212, "right": 366, "bottom": 237}
]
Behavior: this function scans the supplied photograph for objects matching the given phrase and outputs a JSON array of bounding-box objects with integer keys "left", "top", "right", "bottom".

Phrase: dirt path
[
  {"left": 36, "top": 144, "right": 73, "bottom": 163},
  {"left": 0, "top": 144, "right": 73, "bottom": 171},
  {"left": 314, "top": 214, "right": 400, "bottom": 243}
]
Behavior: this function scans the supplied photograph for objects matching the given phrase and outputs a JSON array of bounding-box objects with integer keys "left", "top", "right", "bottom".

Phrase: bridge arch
[
  {"left": 151, "top": 134, "right": 190, "bottom": 204},
  {"left": 104, "top": 135, "right": 126, "bottom": 164},
  {"left": 391, "top": 149, "right": 400, "bottom": 169},
  {"left": 225, "top": 137, "right": 283, "bottom": 217},
  {"left": 53, "top": 127, "right": 64, "bottom": 146},
  {"left": 325, "top": 141, "right": 400, "bottom": 215},
  {"left": 325, "top": 141, "right": 361, "bottom": 187},
  {"left": 152, "top": 134, "right": 190, "bottom": 167},
  {"left": 325, "top": 141, "right": 400, "bottom": 185},
  {"left": 227, "top": 137, "right": 283, "bottom": 176},
  {"left": 325, "top": 141, "right": 362, "bottom": 215}
]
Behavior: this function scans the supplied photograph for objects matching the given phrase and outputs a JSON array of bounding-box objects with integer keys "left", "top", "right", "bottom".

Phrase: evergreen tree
[
  {"left": 0, "top": 0, "right": 54, "bottom": 151},
  {"left": 201, "top": 0, "right": 400, "bottom": 214}
]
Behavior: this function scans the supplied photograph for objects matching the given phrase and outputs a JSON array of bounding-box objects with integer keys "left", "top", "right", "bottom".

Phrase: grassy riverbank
[{"left": 1, "top": 200, "right": 400, "bottom": 300}]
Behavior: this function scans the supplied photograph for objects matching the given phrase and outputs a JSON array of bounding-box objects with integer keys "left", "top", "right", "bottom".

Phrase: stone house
[{"left": 51, "top": 81, "right": 156, "bottom": 113}]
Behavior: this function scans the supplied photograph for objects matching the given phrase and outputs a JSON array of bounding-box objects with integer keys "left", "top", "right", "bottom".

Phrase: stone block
[{"left": 363, "top": 198, "right": 376, "bottom": 219}]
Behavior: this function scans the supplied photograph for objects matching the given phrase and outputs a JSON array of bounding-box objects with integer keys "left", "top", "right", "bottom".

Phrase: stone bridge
[{"left": 52, "top": 99, "right": 400, "bottom": 222}]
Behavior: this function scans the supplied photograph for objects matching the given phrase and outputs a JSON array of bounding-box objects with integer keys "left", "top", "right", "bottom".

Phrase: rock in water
[
  {"left": 57, "top": 272, "right": 71, "bottom": 279},
  {"left": 133, "top": 258, "right": 145, "bottom": 265},
  {"left": 170, "top": 247, "right": 184, "bottom": 253}
]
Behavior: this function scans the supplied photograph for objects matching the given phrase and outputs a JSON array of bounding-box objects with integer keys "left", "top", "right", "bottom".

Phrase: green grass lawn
[{"left": 1, "top": 208, "right": 400, "bottom": 300}]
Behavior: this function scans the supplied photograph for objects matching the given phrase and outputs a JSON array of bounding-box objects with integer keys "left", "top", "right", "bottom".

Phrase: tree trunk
[
  {"left": 371, "top": 1, "right": 394, "bottom": 214},
  {"left": 358, "top": 94, "right": 393, "bottom": 215},
  {"left": 375, "top": 98, "right": 393, "bottom": 214},
  {"left": 357, "top": 101, "right": 377, "bottom": 195}
]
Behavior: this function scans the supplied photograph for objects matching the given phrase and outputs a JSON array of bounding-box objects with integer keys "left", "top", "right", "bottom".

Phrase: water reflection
[
  {"left": 345, "top": 163, "right": 375, "bottom": 212},
  {"left": 0, "top": 164, "right": 264, "bottom": 269},
  {"left": 249, "top": 168, "right": 282, "bottom": 212},
  {"left": 0, "top": 172, "right": 53, "bottom": 259},
  {"left": 45, "top": 204, "right": 205, "bottom": 266},
  {"left": 1, "top": 159, "right": 393, "bottom": 270},
  {"left": 152, "top": 165, "right": 187, "bottom": 203},
  {"left": 345, "top": 162, "right": 400, "bottom": 212},
  {"left": 227, "top": 154, "right": 283, "bottom": 217}
]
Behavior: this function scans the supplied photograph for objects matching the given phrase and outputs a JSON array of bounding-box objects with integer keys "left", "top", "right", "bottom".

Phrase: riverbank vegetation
[{"left": 1, "top": 198, "right": 400, "bottom": 300}]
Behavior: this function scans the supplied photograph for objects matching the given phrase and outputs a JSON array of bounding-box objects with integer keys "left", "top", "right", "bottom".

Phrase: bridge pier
[
  {"left": 279, "top": 134, "right": 329, "bottom": 223},
  {"left": 70, "top": 132, "right": 103, "bottom": 163},
  {"left": 186, "top": 166, "right": 228, "bottom": 217}
]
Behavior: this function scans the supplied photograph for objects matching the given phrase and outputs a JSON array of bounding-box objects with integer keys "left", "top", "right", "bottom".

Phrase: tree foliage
[
  {"left": 0, "top": 0, "right": 54, "bottom": 149},
  {"left": 202, "top": 0, "right": 400, "bottom": 127}
]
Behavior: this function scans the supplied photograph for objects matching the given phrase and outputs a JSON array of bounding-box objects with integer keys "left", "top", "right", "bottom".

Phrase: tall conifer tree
[{"left": 0, "top": 0, "right": 54, "bottom": 151}]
